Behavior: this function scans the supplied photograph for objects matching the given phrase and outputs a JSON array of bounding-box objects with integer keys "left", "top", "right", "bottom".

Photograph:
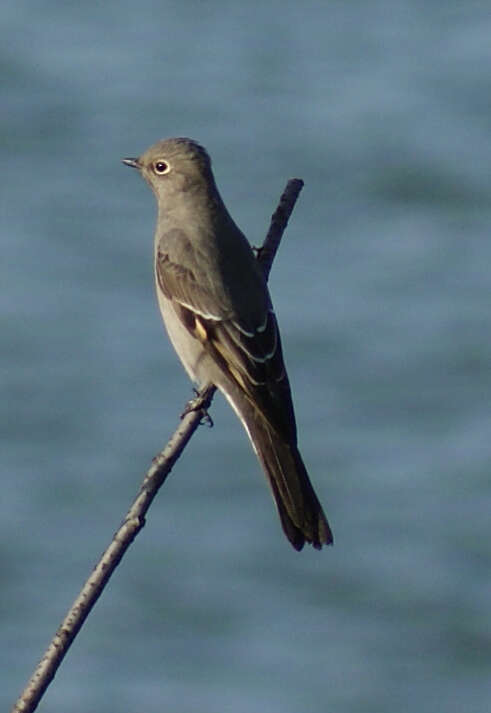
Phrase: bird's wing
[{"left": 156, "top": 246, "right": 297, "bottom": 443}]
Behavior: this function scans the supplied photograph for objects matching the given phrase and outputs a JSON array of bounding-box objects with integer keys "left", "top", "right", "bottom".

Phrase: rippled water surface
[{"left": 3, "top": 2, "right": 491, "bottom": 712}]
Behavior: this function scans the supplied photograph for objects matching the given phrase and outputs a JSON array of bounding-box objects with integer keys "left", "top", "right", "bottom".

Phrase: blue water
[{"left": 3, "top": 2, "right": 491, "bottom": 712}]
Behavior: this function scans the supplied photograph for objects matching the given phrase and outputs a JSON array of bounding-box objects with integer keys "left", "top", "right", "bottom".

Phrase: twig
[
  {"left": 11, "top": 178, "right": 304, "bottom": 713},
  {"left": 258, "top": 178, "right": 304, "bottom": 281}
]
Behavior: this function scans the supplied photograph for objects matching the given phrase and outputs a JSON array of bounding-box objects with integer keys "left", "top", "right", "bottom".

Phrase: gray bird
[{"left": 123, "top": 138, "right": 332, "bottom": 550}]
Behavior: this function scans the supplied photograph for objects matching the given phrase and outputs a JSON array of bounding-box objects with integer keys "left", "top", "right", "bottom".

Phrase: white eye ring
[{"left": 154, "top": 160, "right": 170, "bottom": 175}]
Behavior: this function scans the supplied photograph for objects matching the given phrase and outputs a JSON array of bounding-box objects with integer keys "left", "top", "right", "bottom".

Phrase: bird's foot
[{"left": 181, "top": 387, "right": 214, "bottom": 427}]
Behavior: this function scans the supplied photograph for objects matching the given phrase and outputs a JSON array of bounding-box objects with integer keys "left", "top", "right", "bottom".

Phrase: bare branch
[
  {"left": 258, "top": 178, "right": 304, "bottom": 281},
  {"left": 11, "top": 179, "right": 304, "bottom": 713}
]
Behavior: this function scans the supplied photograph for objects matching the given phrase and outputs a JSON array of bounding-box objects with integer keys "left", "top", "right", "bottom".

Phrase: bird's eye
[{"left": 154, "top": 161, "right": 170, "bottom": 175}]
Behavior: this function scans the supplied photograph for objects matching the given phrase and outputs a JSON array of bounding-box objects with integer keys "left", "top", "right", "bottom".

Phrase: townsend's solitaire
[{"left": 123, "top": 138, "right": 332, "bottom": 550}]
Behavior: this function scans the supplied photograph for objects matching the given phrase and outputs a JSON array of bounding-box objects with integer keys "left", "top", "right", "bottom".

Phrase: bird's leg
[{"left": 181, "top": 384, "right": 215, "bottom": 427}]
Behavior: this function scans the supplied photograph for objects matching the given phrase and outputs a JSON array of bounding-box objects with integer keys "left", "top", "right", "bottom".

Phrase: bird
[{"left": 123, "top": 137, "right": 332, "bottom": 550}]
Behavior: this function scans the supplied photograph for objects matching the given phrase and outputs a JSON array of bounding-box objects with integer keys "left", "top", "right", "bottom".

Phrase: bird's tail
[{"left": 244, "top": 410, "right": 333, "bottom": 550}]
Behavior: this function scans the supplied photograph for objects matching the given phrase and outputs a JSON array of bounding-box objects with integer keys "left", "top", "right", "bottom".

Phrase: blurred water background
[{"left": 2, "top": 2, "right": 491, "bottom": 711}]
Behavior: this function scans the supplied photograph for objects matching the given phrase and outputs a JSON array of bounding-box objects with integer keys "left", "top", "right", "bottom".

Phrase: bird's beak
[{"left": 122, "top": 157, "right": 140, "bottom": 169}]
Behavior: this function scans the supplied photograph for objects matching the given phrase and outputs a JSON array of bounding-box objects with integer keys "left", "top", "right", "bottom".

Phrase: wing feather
[{"left": 157, "top": 247, "right": 297, "bottom": 442}]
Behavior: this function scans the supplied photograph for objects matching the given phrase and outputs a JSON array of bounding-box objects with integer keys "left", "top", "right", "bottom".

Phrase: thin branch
[
  {"left": 11, "top": 178, "right": 304, "bottom": 713},
  {"left": 258, "top": 178, "right": 304, "bottom": 281}
]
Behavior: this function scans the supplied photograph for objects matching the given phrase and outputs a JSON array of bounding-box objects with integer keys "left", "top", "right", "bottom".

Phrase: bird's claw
[{"left": 181, "top": 388, "right": 214, "bottom": 427}]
